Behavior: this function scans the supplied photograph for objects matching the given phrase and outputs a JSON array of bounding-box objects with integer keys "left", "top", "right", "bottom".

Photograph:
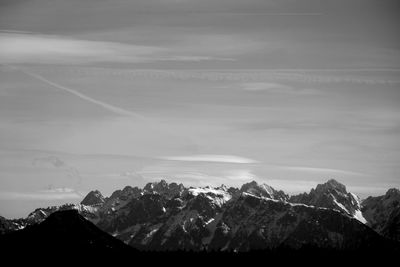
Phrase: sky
[{"left": 0, "top": 0, "right": 399, "bottom": 218}]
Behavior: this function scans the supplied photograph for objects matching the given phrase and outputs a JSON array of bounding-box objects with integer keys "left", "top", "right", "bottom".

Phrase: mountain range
[{"left": 1, "top": 179, "right": 399, "bottom": 255}]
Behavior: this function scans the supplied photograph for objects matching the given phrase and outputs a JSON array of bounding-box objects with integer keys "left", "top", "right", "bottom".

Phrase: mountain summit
[
  {"left": 290, "top": 179, "right": 366, "bottom": 223},
  {"left": 143, "top": 180, "right": 185, "bottom": 199},
  {"left": 81, "top": 190, "right": 105, "bottom": 206},
  {"left": 240, "top": 180, "right": 289, "bottom": 201}
]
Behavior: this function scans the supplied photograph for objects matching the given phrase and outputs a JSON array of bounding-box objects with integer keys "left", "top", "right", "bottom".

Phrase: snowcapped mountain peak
[
  {"left": 290, "top": 179, "right": 366, "bottom": 223},
  {"left": 240, "top": 180, "right": 260, "bottom": 190},
  {"left": 316, "top": 179, "right": 347, "bottom": 194},
  {"left": 143, "top": 180, "right": 185, "bottom": 199},
  {"left": 188, "top": 186, "right": 228, "bottom": 195},
  {"left": 81, "top": 190, "right": 105, "bottom": 206},
  {"left": 240, "top": 180, "right": 288, "bottom": 201},
  {"left": 187, "top": 186, "right": 232, "bottom": 207}
]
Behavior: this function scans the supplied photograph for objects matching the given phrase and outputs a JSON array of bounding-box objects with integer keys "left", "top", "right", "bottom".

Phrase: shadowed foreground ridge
[{"left": 0, "top": 210, "right": 133, "bottom": 254}]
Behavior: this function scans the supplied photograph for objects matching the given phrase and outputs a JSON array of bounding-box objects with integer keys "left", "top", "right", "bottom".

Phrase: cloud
[
  {"left": 32, "top": 155, "right": 83, "bottom": 187},
  {"left": 223, "top": 169, "right": 257, "bottom": 181},
  {"left": 0, "top": 33, "right": 163, "bottom": 64},
  {"left": 13, "top": 67, "right": 184, "bottom": 146},
  {"left": 39, "top": 187, "right": 77, "bottom": 194},
  {"left": 175, "top": 34, "right": 266, "bottom": 57},
  {"left": 242, "top": 82, "right": 292, "bottom": 92},
  {"left": 0, "top": 190, "right": 82, "bottom": 200},
  {"left": 275, "top": 165, "right": 365, "bottom": 176},
  {"left": 159, "top": 55, "right": 235, "bottom": 62},
  {"left": 16, "top": 65, "right": 399, "bottom": 86},
  {"left": 48, "top": 67, "right": 397, "bottom": 85},
  {"left": 160, "top": 154, "right": 259, "bottom": 164},
  {"left": 32, "top": 155, "right": 66, "bottom": 168},
  {"left": 0, "top": 33, "right": 233, "bottom": 65},
  {"left": 241, "top": 82, "right": 320, "bottom": 94}
]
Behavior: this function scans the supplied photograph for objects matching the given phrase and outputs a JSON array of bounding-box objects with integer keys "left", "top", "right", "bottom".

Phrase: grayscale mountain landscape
[{"left": 0, "top": 0, "right": 399, "bottom": 262}]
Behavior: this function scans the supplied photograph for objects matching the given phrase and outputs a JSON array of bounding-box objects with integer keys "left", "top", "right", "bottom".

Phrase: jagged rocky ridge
[{"left": 1, "top": 179, "right": 399, "bottom": 251}]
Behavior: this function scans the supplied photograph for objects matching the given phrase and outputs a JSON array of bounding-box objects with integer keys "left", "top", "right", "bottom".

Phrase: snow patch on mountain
[
  {"left": 353, "top": 209, "right": 367, "bottom": 224},
  {"left": 188, "top": 186, "right": 232, "bottom": 206},
  {"left": 333, "top": 196, "right": 349, "bottom": 213}
]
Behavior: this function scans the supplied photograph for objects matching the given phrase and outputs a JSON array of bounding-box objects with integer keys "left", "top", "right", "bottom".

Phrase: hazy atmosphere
[{"left": 0, "top": 0, "right": 399, "bottom": 218}]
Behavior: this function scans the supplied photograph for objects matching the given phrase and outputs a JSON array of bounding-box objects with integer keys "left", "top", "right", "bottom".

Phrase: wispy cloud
[
  {"left": 32, "top": 156, "right": 83, "bottom": 187},
  {"left": 16, "top": 66, "right": 399, "bottom": 86},
  {"left": 241, "top": 82, "right": 320, "bottom": 95},
  {"left": 275, "top": 165, "right": 365, "bottom": 176},
  {"left": 32, "top": 155, "right": 67, "bottom": 168},
  {"left": 217, "top": 12, "right": 324, "bottom": 16},
  {"left": 175, "top": 34, "right": 266, "bottom": 57},
  {"left": 40, "top": 67, "right": 397, "bottom": 85},
  {"left": 242, "top": 82, "right": 291, "bottom": 92},
  {"left": 0, "top": 33, "right": 234, "bottom": 65},
  {"left": 223, "top": 169, "right": 257, "bottom": 181},
  {"left": 0, "top": 33, "right": 162, "bottom": 64},
  {"left": 160, "top": 154, "right": 259, "bottom": 164},
  {"left": 0, "top": 190, "right": 82, "bottom": 200},
  {"left": 39, "top": 187, "right": 77, "bottom": 194}
]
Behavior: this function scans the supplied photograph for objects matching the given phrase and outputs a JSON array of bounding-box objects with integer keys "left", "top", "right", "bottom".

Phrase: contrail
[
  {"left": 19, "top": 68, "right": 147, "bottom": 120},
  {"left": 2, "top": 64, "right": 198, "bottom": 150}
]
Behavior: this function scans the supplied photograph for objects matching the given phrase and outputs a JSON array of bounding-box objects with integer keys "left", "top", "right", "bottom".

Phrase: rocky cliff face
[
  {"left": 240, "top": 181, "right": 289, "bottom": 201},
  {"left": 143, "top": 180, "right": 185, "bottom": 199},
  {"left": 81, "top": 190, "right": 105, "bottom": 206},
  {"left": 362, "top": 188, "right": 400, "bottom": 241}
]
